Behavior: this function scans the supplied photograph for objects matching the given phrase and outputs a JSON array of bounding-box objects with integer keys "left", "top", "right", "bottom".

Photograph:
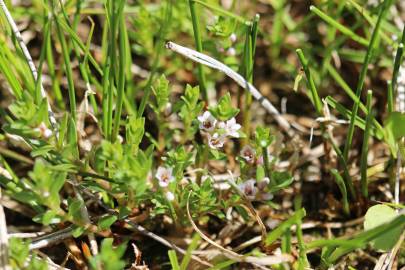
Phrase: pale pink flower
[
  {"left": 257, "top": 177, "right": 270, "bottom": 190},
  {"left": 156, "top": 166, "right": 175, "bottom": 187},
  {"left": 240, "top": 145, "right": 256, "bottom": 164},
  {"left": 198, "top": 111, "right": 217, "bottom": 132},
  {"left": 36, "top": 122, "right": 52, "bottom": 139},
  {"left": 218, "top": 117, "right": 241, "bottom": 138},
  {"left": 208, "top": 133, "right": 226, "bottom": 149},
  {"left": 227, "top": 47, "right": 236, "bottom": 56},
  {"left": 239, "top": 179, "right": 257, "bottom": 200},
  {"left": 229, "top": 33, "right": 237, "bottom": 43}
]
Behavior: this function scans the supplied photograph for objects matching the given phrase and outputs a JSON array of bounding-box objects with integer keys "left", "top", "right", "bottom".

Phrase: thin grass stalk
[
  {"left": 112, "top": 3, "right": 127, "bottom": 142},
  {"left": 387, "top": 80, "right": 394, "bottom": 114},
  {"left": 191, "top": 0, "right": 248, "bottom": 24},
  {"left": 45, "top": 19, "right": 64, "bottom": 108},
  {"left": 102, "top": 57, "right": 111, "bottom": 137},
  {"left": 35, "top": 16, "right": 51, "bottom": 105},
  {"left": 360, "top": 90, "right": 373, "bottom": 197},
  {"left": 55, "top": 14, "right": 77, "bottom": 121},
  {"left": 296, "top": 49, "right": 323, "bottom": 115},
  {"left": 262, "top": 146, "right": 271, "bottom": 178},
  {"left": 294, "top": 197, "right": 309, "bottom": 269},
  {"left": 330, "top": 169, "right": 350, "bottom": 215},
  {"left": 297, "top": 49, "right": 356, "bottom": 198},
  {"left": 392, "top": 43, "right": 404, "bottom": 91},
  {"left": 326, "top": 63, "right": 384, "bottom": 137},
  {"left": 137, "top": 0, "right": 172, "bottom": 117},
  {"left": 0, "top": 0, "right": 57, "bottom": 128},
  {"left": 343, "top": 0, "right": 390, "bottom": 161},
  {"left": 59, "top": 1, "right": 98, "bottom": 115},
  {"left": 188, "top": 0, "right": 208, "bottom": 103},
  {"left": 242, "top": 15, "right": 259, "bottom": 141},
  {"left": 309, "top": 5, "right": 369, "bottom": 46},
  {"left": 242, "top": 27, "right": 253, "bottom": 140}
]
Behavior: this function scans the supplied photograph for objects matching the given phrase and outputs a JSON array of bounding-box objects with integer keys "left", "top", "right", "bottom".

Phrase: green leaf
[
  {"left": 98, "top": 215, "right": 117, "bottom": 230},
  {"left": 33, "top": 210, "right": 62, "bottom": 225},
  {"left": 89, "top": 238, "right": 127, "bottom": 270},
  {"left": 72, "top": 225, "right": 86, "bottom": 238},
  {"left": 68, "top": 198, "right": 85, "bottom": 223},
  {"left": 153, "top": 74, "right": 170, "bottom": 111},
  {"left": 208, "top": 93, "right": 239, "bottom": 121},
  {"left": 126, "top": 116, "right": 145, "bottom": 152},
  {"left": 364, "top": 204, "right": 403, "bottom": 251},
  {"left": 384, "top": 112, "right": 405, "bottom": 157},
  {"left": 269, "top": 171, "right": 294, "bottom": 192},
  {"left": 255, "top": 126, "right": 273, "bottom": 147}
]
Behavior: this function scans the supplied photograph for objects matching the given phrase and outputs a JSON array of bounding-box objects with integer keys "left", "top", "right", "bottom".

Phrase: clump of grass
[{"left": 0, "top": 0, "right": 404, "bottom": 269}]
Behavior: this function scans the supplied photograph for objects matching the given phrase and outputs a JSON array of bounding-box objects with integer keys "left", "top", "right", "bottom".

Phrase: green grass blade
[
  {"left": 360, "top": 90, "right": 374, "bottom": 198},
  {"left": 137, "top": 0, "right": 172, "bottom": 117},
  {"left": 191, "top": 0, "right": 249, "bottom": 25},
  {"left": 326, "top": 63, "right": 384, "bottom": 138},
  {"left": 180, "top": 234, "right": 200, "bottom": 270},
  {"left": 188, "top": 0, "right": 208, "bottom": 103},
  {"left": 310, "top": 5, "right": 369, "bottom": 46},
  {"left": 387, "top": 80, "right": 394, "bottom": 114},
  {"left": 54, "top": 12, "right": 76, "bottom": 121},
  {"left": 168, "top": 250, "right": 181, "bottom": 270},
  {"left": 346, "top": 0, "right": 395, "bottom": 47},
  {"left": 296, "top": 49, "right": 323, "bottom": 115},
  {"left": 330, "top": 169, "right": 350, "bottom": 215},
  {"left": 343, "top": 0, "right": 390, "bottom": 161},
  {"left": 112, "top": 2, "right": 127, "bottom": 142},
  {"left": 265, "top": 208, "right": 305, "bottom": 246}
]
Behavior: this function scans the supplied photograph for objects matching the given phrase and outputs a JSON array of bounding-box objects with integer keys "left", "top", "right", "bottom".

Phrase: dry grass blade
[
  {"left": 29, "top": 227, "right": 74, "bottom": 250},
  {"left": 186, "top": 192, "right": 292, "bottom": 268},
  {"left": 166, "top": 41, "right": 293, "bottom": 136}
]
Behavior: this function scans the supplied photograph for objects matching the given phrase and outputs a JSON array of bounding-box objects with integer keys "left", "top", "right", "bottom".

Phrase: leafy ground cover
[{"left": 0, "top": 0, "right": 404, "bottom": 269}]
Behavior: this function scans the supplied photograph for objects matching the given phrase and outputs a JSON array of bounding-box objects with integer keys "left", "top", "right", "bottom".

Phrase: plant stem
[
  {"left": 112, "top": 1, "right": 126, "bottom": 142},
  {"left": 188, "top": 0, "right": 208, "bottom": 103},
  {"left": 360, "top": 90, "right": 373, "bottom": 198}
]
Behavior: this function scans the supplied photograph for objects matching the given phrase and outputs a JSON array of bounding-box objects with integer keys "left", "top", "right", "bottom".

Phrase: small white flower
[
  {"left": 207, "top": 133, "right": 226, "bottom": 149},
  {"left": 117, "top": 135, "right": 124, "bottom": 144},
  {"left": 238, "top": 179, "right": 257, "bottom": 200},
  {"left": 257, "top": 177, "right": 270, "bottom": 190},
  {"left": 229, "top": 33, "right": 237, "bottom": 43},
  {"left": 227, "top": 47, "right": 236, "bottom": 56},
  {"left": 218, "top": 118, "right": 241, "bottom": 138},
  {"left": 155, "top": 166, "right": 175, "bottom": 187},
  {"left": 37, "top": 122, "right": 53, "bottom": 139},
  {"left": 240, "top": 145, "right": 256, "bottom": 163},
  {"left": 197, "top": 111, "right": 217, "bottom": 132},
  {"left": 165, "top": 191, "right": 175, "bottom": 201},
  {"left": 259, "top": 192, "right": 273, "bottom": 201}
]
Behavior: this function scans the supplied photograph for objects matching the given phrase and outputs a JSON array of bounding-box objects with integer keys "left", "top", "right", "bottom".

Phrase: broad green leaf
[
  {"left": 384, "top": 112, "right": 405, "bottom": 157},
  {"left": 364, "top": 204, "right": 403, "bottom": 251}
]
